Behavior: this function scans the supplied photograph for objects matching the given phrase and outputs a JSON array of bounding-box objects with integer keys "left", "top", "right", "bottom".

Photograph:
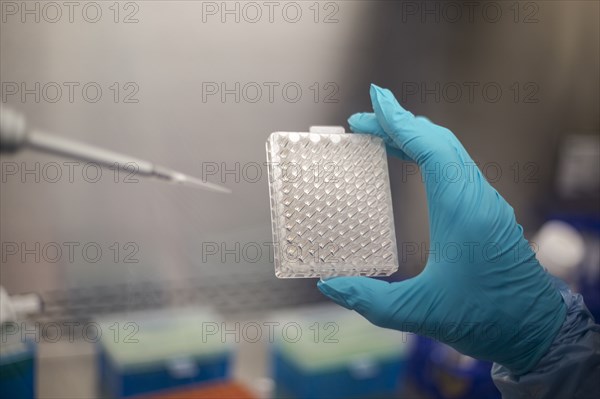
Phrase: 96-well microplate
[{"left": 266, "top": 130, "right": 399, "bottom": 278}]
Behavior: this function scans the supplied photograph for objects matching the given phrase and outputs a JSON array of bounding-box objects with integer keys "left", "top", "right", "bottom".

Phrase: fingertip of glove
[
  {"left": 370, "top": 84, "right": 398, "bottom": 111},
  {"left": 370, "top": 85, "right": 395, "bottom": 124},
  {"left": 369, "top": 84, "right": 417, "bottom": 135},
  {"left": 317, "top": 279, "right": 352, "bottom": 310},
  {"left": 370, "top": 83, "right": 393, "bottom": 101},
  {"left": 371, "top": 84, "right": 413, "bottom": 112},
  {"left": 370, "top": 83, "right": 386, "bottom": 95},
  {"left": 347, "top": 112, "right": 366, "bottom": 127}
]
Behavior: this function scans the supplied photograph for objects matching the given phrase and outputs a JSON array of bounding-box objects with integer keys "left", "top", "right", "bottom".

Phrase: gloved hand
[{"left": 318, "top": 84, "right": 567, "bottom": 375}]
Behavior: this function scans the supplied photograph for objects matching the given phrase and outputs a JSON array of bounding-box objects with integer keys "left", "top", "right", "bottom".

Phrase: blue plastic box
[
  {"left": 96, "top": 308, "right": 232, "bottom": 398},
  {"left": 269, "top": 305, "right": 412, "bottom": 399},
  {"left": 0, "top": 331, "right": 36, "bottom": 399}
]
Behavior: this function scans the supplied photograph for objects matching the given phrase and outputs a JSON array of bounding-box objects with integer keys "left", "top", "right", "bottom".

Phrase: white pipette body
[{"left": 0, "top": 106, "right": 231, "bottom": 194}]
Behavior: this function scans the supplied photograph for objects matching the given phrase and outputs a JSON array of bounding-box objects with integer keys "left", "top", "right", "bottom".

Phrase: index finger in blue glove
[
  {"left": 348, "top": 112, "right": 410, "bottom": 160},
  {"left": 370, "top": 84, "right": 471, "bottom": 168},
  {"left": 370, "top": 84, "right": 488, "bottom": 208}
]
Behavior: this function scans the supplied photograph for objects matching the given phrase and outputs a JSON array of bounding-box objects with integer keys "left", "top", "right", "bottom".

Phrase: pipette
[{"left": 0, "top": 106, "right": 231, "bottom": 194}]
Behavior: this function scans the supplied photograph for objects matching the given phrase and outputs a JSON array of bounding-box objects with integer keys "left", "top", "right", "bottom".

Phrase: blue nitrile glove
[{"left": 318, "top": 84, "right": 567, "bottom": 376}]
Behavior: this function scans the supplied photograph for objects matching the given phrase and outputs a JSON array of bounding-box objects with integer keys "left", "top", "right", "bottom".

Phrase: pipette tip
[
  {"left": 169, "top": 172, "right": 232, "bottom": 194},
  {"left": 153, "top": 166, "right": 231, "bottom": 193}
]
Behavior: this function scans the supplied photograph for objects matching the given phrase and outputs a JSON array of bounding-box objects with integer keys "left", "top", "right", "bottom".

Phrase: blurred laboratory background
[{"left": 1, "top": 1, "right": 599, "bottom": 398}]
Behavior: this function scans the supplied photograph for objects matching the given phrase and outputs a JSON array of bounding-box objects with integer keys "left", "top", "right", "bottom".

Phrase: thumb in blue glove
[{"left": 318, "top": 84, "right": 566, "bottom": 376}]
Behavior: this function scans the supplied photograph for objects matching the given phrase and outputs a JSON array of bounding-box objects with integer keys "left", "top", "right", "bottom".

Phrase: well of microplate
[{"left": 266, "top": 126, "right": 399, "bottom": 278}]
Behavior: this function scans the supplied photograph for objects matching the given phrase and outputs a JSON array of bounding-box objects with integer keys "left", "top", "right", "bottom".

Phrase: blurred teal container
[
  {"left": 269, "top": 305, "right": 413, "bottom": 399},
  {"left": 0, "top": 327, "right": 35, "bottom": 399},
  {"left": 96, "top": 308, "right": 232, "bottom": 398}
]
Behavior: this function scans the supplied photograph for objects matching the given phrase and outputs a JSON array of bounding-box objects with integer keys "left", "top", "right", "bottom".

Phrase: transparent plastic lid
[
  {"left": 268, "top": 304, "right": 412, "bottom": 371},
  {"left": 266, "top": 130, "right": 399, "bottom": 278}
]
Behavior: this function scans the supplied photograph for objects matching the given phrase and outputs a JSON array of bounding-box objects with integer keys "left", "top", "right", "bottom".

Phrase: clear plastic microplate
[{"left": 266, "top": 126, "right": 399, "bottom": 278}]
